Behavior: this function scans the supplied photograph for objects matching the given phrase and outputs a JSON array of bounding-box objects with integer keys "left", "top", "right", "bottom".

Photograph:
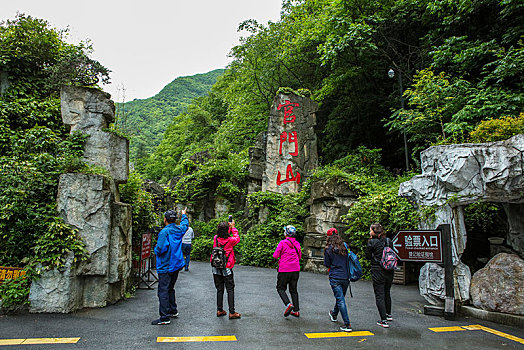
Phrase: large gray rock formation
[
  {"left": 249, "top": 92, "right": 318, "bottom": 196},
  {"left": 29, "top": 87, "right": 132, "bottom": 313},
  {"left": 303, "top": 179, "right": 358, "bottom": 272},
  {"left": 400, "top": 134, "right": 524, "bottom": 309},
  {"left": 419, "top": 262, "right": 471, "bottom": 305},
  {"left": 470, "top": 253, "right": 524, "bottom": 315},
  {"left": 61, "top": 86, "right": 129, "bottom": 185}
]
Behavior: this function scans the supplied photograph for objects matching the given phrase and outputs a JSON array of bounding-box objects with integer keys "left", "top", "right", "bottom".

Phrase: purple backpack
[{"left": 380, "top": 238, "right": 398, "bottom": 271}]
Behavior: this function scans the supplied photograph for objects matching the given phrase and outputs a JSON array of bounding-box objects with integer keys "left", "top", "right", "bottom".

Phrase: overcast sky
[{"left": 2, "top": 0, "right": 283, "bottom": 101}]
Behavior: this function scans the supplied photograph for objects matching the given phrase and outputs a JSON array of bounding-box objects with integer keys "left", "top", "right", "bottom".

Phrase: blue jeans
[
  {"left": 330, "top": 278, "right": 350, "bottom": 325},
  {"left": 157, "top": 270, "right": 180, "bottom": 320},
  {"left": 181, "top": 243, "right": 192, "bottom": 268}
]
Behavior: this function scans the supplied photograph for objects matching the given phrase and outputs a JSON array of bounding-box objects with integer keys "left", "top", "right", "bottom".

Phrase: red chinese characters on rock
[
  {"left": 279, "top": 131, "right": 298, "bottom": 156},
  {"left": 277, "top": 164, "right": 301, "bottom": 186},
  {"left": 276, "top": 100, "right": 301, "bottom": 186},
  {"left": 277, "top": 100, "right": 299, "bottom": 124}
]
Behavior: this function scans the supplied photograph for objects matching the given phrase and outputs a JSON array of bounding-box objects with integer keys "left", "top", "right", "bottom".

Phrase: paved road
[{"left": 1, "top": 261, "right": 523, "bottom": 349}]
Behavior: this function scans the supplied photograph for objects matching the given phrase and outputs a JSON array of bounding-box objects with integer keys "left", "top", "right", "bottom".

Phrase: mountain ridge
[{"left": 116, "top": 68, "right": 224, "bottom": 161}]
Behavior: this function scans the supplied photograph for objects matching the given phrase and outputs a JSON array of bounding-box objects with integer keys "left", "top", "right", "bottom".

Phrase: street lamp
[{"left": 388, "top": 68, "right": 409, "bottom": 171}]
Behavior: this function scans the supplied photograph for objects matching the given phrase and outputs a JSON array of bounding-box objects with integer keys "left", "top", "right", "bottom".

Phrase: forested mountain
[{"left": 116, "top": 69, "right": 224, "bottom": 165}]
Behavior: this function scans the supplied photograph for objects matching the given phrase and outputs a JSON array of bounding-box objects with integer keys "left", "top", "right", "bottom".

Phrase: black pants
[
  {"left": 157, "top": 270, "right": 180, "bottom": 320},
  {"left": 276, "top": 271, "right": 300, "bottom": 311},
  {"left": 213, "top": 272, "right": 235, "bottom": 313},
  {"left": 371, "top": 266, "right": 393, "bottom": 321}
]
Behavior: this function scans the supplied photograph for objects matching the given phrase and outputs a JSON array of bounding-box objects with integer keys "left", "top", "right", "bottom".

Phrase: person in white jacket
[{"left": 181, "top": 225, "right": 194, "bottom": 271}]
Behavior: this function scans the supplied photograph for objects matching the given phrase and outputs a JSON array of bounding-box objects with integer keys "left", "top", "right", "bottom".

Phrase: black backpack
[{"left": 211, "top": 237, "right": 228, "bottom": 269}]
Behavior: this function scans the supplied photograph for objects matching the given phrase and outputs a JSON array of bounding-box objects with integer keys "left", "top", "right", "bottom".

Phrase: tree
[{"left": 0, "top": 14, "right": 110, "bottom": 154}]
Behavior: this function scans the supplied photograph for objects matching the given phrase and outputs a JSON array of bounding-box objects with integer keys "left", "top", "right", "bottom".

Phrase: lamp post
[{"left": 388, "top": 68, "right": 409, "bottom": 171}]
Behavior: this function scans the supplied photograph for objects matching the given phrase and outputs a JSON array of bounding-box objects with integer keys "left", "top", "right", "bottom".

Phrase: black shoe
[
  {"left": 386, "top": 314, "right": 393, "bottom": 321},
  {"left": 329, "top": 310, "right": 337, "bottom": 322},
  {"left": 284, "top": 303, "right": 293, "bottom": 317},
  {"left": 377, "top": 320, "right": 390, "bottom": 328},
  {"left": 169, "top": 311, "right": 179, "bottom": 318},
  {"left": 151, "top": 318, "right": 170, "bottom": 325},
  {"left": 340, "top": 324, "right": 352, "bottom": 332}
]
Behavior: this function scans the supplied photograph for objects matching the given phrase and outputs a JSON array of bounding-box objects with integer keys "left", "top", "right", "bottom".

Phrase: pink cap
[{"left": 327, "top": 228, "right": 338, "bottom": 236}]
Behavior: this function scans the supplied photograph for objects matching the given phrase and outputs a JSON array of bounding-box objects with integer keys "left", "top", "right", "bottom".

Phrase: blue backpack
[{"left": 344, "top": 243, "right": 363, "bottom": 282}]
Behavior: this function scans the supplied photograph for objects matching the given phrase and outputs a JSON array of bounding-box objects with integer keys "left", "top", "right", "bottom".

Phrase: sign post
[
  {"left": 136, "top": 233, "right": 157, "bottom": 289},
  {"left": 392, "top": 226, "right": 454, "bottom": 319},
  {"left": 392, "top": 230, "right": 442, "bottom": 262},
  {"left": 438, "top": 224, "right": 455, "bottom": 320}
]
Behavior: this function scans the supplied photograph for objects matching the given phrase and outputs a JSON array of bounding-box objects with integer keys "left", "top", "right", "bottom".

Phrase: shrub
[
  {"left": 237, "top": 190, "right": 309, "bottom": 268},
  {"left": 469, "top": 113, "right": 524, "bottom": 142},
  {"left": 119, "top": 172, "right": 158, "bottom": 247},
  {"left": 0, "top": 277, "right": 31, "bottom": 310}
]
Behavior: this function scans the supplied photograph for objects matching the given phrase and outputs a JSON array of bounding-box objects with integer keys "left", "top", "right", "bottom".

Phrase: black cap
[{"left": 164, "top": 210, "right": 177, "bottom": 222}]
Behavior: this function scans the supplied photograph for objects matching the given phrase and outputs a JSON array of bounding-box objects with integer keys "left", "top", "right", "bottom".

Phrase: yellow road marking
[
  {"left": 157, "top": 336, "right": 237, "bottom": 342},
  {"left": 429, "top": 326, "right": 467, "bottom": 332},
  {"left": 467, "top": 325, "right": 524, "bottom": 345},
  {"left": 305, "top": 331, "right": 374, "bottom": 339},
  {"left": 0, "top": 339, "right": 25, "bottom": 346},
  {"left": 0, "top": 338, "right": 80, "bottom": 346},
  {"left": 429, "top": 324, "right": 524, "bottom": 345}
]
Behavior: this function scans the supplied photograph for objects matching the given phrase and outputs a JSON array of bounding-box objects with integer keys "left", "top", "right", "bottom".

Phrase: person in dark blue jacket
[
  {"left": 151, "top": 208, "right": 188, "bottom": 325},
  {"left": 323, "top": 228, "right": 352, "bottom": 332}
]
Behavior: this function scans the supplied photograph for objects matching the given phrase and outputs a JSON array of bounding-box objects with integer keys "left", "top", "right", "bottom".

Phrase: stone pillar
[
  {"left": 303, "top": 180, "right": 357, "bottom": 272},
  {"left": 261, "top": 92, "right": 318, "bottom": 195},
  {"left": 29, "top": 87, "right": 132, "bottom": 313}
]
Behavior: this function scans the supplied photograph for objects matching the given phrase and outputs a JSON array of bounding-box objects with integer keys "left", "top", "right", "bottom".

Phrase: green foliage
[
  {"left": 0, "top": 14, "right": 110, "bottom": 155},
  {"left": 189, "top": 218, "right": 224, "bottom": 262},
  {"left": 119, "top": 172, "right": 158, "bottom": 246},
  {"left": 0, "top": 127, "right": 89, "bottom": 267},
  {"left": 115, "top": 70, "right": 224, "bottom": 169},
  {"left": 305, "top": 147, "right": 422, "bottom": 273},
  {"left": 0, "top": 14, "right": 110, "bottom": 308},
  {"left": 32, "top": 216, "right": 88, "bottom": 269},
  {"left": 136, "top": 0, "right": 524, "bottom": 181},
  {"left": 238, "top": 190, "right": 309, "bottom": 268},
  {"left": 168, "top": 150, "right": 249, "bottom": 205},
  {"left": 341, "top": 177, "right": 421, "bottom": 252},
  {"left": 309, "top": 147, "right": 393, "bottom": 195},
  {"left": 470, "top": 113, "right": 524, "bottom": 142},
  {"left": 464, "top": 201, "right": 505, "bottom": 235},
  {"left": 0, "top": 276, "right": 31, "bottom": 309},
  {"left": 385, "top": 1, "right": 524, "bottom": 153}
]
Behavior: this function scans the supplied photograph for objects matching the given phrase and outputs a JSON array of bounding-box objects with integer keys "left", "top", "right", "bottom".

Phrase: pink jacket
[
  {"left": 273, "top": 237, "right": 301, "bottom": 272},
  {"left": 211, "top": 227, "right": 240, "bottom": 269}
]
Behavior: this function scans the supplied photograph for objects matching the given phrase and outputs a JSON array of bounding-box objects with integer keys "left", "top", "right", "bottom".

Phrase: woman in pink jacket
[
  {"left": 211, "top": 220, "right": 241, "bottom": 319},
  {"left": 273, "top": 225, "right": 302, "bottom": 317}
]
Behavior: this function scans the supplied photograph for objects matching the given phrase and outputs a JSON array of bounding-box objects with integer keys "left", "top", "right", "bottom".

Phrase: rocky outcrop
[
  {"left": 248, "top": 92, "right": 318, "bottom": 196},
  {"left": 29, "top": 86, "right": 132, "bottom": 313},
  {"left": 61, "top": 86, "right": 129, "bottom": 185},
  {"left": 470, "top": 253, "right": 524, "bottom": 315},
  {"left": 399, "top": 134, "right": 524, "bottom": 207},
  {"left": 419, "top": 262, "right": 471, "bottom": 305},
  {"left": 400, "top": 135, "right": 524, "bottom": 308},
  {"left": 303, "top": 179, "right": 358, "bottom": 272}
]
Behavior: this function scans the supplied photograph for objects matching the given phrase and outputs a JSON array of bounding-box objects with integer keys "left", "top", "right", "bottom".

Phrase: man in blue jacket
[{"left": 151, "top": 208, "right": 188, "bottom": 325}]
